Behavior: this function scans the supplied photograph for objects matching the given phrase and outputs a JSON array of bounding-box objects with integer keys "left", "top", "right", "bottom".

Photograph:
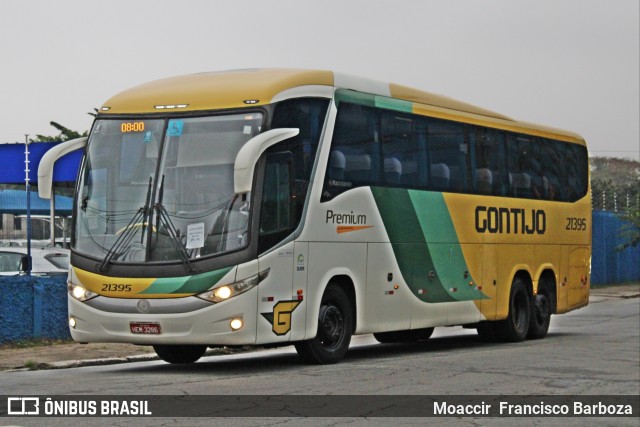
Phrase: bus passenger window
[
  {"left": 427, "top": 118, "right": 468, "bottom": 192},
  {"left": 472, "top": 126, "right": 507, "bottom": 196},
  {"left": 322, "top": 103, "right": 378, "bottom": 200}
]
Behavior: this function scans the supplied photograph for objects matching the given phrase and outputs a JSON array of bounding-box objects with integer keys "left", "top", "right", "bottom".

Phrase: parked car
[{"left": 0, "top": 247, "right": 69, "bottom": 276}]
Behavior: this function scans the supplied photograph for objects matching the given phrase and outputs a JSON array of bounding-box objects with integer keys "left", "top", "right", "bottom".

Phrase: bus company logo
[
  {"left": 137, "top": 299, "right": 151, "bottom": 314},
  {"left": 475, "top": 206, "right": 546, "bottom": 235},
  {"left": 261, "top": 300, "right": 301, "bottom": 336},
  {"left": 7, "top": 397, "right": 40, "bottom": 415},
  {"left": 325, "top": 209, "right": 373, "bottom": 234}
]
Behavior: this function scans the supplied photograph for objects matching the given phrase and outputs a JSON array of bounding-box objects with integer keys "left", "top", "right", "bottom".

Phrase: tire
[
  {"left": 153, "top": 345, "right": 207, "bottom": 364},
  {"left": 527, "top": 293, "right": 551, "bottom": 339},
  {"left": 493, "top": 277, "right": 531, "bottom": 342},
  {"left": 373, "top": 328, "right": 434, "bottom": 343},
  {"left": 294, "top": 285, "right": 353, "bottom": 364}
]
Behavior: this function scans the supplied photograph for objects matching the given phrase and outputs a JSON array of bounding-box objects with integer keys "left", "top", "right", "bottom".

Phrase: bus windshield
[{"left": 74, "top": 113, "right": 264, "bottom": 265}]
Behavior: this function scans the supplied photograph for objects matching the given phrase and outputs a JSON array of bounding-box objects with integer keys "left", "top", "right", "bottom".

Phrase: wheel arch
[
  {"left": 326, "top": 274, "right": 357, "bottom": 334},
  {"left": 305, "top": 269, "right": 360, "bottom": 339},
  {"left": 512, "top": 268, "right": 534, "bottom": 298},
  {"left": 536, "top": 268, "right": 558, "bottom": 314}
]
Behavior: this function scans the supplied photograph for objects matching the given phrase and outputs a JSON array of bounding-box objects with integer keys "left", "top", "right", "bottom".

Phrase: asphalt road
[{"left": 1, "top": 295, "right": 638, "bottom": 426}]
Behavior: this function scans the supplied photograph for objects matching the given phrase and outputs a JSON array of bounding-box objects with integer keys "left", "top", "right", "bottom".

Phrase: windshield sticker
[
  {"left": 144, "top": 131, "right": 153, "bottom": 143},
  {"left": 243, "top": 125, "right": 252, "bottom": 135},
  {"left": 167, "top": 119, "right": 184, "bottom": 137},
  {"left": 186, "top": 222, "right": 205, "bottom": 249}
]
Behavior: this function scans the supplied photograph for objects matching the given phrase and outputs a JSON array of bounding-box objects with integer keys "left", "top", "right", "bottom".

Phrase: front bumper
[{"left": 67, "top": 287, "right": 258, "bottom": 346}]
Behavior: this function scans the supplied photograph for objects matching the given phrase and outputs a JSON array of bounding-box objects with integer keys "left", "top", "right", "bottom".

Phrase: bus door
[{"left": 256, "top": 152, "right": 298, "bottom": 344}]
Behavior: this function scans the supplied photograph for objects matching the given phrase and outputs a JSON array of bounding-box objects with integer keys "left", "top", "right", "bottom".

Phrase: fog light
[
  {"left": 230, "top": 318, "right": 243, "bottom": 331},
  {"left": 69, "top": 316, "right": 76, "bottom": 329}
]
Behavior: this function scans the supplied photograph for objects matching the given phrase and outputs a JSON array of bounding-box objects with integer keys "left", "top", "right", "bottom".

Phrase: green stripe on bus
[
  {"left": 141, "top": 266, "right": 233, "bottom": 295},
  {"left": 335, "top": 89, "right": 376, "bottom": 107},
  {"left": 371, "top": 187, "right": 455, "bottom": 303},
  {"left": 375, "top": 96, "right": 413, "bottom": 113},
  {"left": 173, "top": 267, "right": 233, "bottom": 294},
  {"left": 335, "top": 89, "right": 413, "bottom": 114},
  {"left": 408, "top": 191, "right": 487, "bottom": 301},
  {"left": 371, "top": 187, "right": 486, "bottom": 303}
]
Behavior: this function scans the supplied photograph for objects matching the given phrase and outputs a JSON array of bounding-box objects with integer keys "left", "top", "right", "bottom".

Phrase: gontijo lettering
[{"left": 475, "top": 206, "right": 546, "bottom": 235}]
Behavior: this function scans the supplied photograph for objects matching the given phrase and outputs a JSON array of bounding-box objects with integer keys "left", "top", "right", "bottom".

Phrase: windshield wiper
[
  {"left": 98, "top": 177, "right": 153, "bottom": 272},
  {"left": 152, "top": 175, "right": 195, "bottom": 273}
]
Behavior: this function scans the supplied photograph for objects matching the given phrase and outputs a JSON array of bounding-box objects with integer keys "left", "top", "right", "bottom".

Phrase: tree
[
  {"left": 617, "top": 205, "right": 640, "bottom": 250},
  {"left": 591, "top": 157, "right": 639, "bottom": 212},
  {"left": 29, "top": 121, "right": 87, "bottom": 142},
  {"left": 29, "top": 110, "right": 97, "bottom": 142}
]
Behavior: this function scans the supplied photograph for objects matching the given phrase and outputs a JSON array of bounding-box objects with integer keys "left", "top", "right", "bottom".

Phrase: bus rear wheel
[
  {"left": 373, "top": 327, "right": 434, "bottom": 343},
  {"left": 294, "top": 285, "right": 353, "bottom": 364},
  {"left": 153, "top": 344, "right": 207, "bottom": 364},
  {"left": 527, "top": 293, "right": 551, "bottom": 339},
  {"left": 493, "top": 278, "right": 530, "bottom": 342}
]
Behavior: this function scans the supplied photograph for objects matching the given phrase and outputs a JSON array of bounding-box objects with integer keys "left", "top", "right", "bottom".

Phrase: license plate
[{"left": 130, "top": 322, "right": 161, "bottom": 335}]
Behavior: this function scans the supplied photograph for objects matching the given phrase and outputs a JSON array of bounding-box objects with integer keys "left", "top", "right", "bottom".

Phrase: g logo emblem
[
  {"left": 261, "top": 300, "right": 301, "bottom": 335},
  {"left": 137, "top": 299, "right": 151, "bottom": 314}
]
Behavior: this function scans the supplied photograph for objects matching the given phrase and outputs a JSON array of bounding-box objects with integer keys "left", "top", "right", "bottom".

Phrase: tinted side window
[
  {"left": 323, "top": 103, "right": 379, "bottom": 200},
  {"left": 381, "top": 112, "right": 429, "bottom": 188},
  {"left": 427, "top": 118, "right": 469, "bottom": 192},
  {"left": 270, "top": 97, "right": 329, "bottom": 216},
  {"left": 258, "top": 153, "right": 295, "bottom": 253},
  {"left": 507, "top": 133, "right": 588, "bottom": 202},
  {"left": 507, "top": 133, "right": 539, "bottom": 199},
  {"left": 566, "top": 143, "right": 589, "bottom": 201},
  {"left": 321, "top": 99, "right": 588, "bottom": 203},
  {"left": 472, "top": 126, "right": 507, "bottom": 196}
]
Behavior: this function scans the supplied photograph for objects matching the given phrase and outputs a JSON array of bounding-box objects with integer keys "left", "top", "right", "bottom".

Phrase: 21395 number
[
  {"left": 566, "top": 217, "right": 587, "bottom": 231},
  {"left": 102, "top": 284, "right": 132, "bottom": 292}
]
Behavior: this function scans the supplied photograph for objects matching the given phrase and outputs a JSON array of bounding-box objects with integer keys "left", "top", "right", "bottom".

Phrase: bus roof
[{"left": 99, "top": 68, "right": 584, "bottom": 143}]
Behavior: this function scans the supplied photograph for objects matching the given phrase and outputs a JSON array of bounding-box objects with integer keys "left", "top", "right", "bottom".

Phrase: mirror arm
[{"left": 233, "top": 128, "right": 299, "bottom": 194}]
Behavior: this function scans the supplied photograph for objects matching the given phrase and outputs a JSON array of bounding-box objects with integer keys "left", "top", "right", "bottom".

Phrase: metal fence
[
  {"left": 0, "top": 276, "right": 70, "bottom": 344},
  {"left": 591, "top": 210, "right": 640, "bottom": 284}
]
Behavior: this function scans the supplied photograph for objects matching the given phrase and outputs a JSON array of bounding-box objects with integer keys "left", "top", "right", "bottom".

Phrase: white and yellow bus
[{"left": 40, "top": 69, "right": 591, "bottom": 364}]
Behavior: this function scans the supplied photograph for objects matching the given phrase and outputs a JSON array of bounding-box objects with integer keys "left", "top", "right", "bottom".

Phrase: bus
[{"left": 39, "top": 69, "right": 591, "bottom": 364}]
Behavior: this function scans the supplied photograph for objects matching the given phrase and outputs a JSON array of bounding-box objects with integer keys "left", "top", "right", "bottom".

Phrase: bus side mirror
[
  {"left": 37, "top": 136, "right": 88, "bottom": 199},
  {"left": 234, "top": 128, "right": 299, "bottom": 194}
]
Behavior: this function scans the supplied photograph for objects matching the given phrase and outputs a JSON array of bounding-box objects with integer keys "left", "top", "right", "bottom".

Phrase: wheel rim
[{"left": 318, "top": 303, "right": 344, "bottom": 350}]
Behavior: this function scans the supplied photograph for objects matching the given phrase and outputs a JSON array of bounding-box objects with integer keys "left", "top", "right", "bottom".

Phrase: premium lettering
[{"left": 326, "top": 210, "right": 367, "bottom": 225}]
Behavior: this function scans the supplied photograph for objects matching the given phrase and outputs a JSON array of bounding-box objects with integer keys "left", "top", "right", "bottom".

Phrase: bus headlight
[
  {"left": 197, "top": 269, "right": 269, "bottom": 303},
  {"left": 68, "top": 281, "right": 98, "bottom": 302}
]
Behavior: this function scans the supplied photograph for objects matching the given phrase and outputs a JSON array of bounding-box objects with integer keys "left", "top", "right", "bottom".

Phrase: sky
[{"left": 1, "top": 0, "right": 638, "bottom": 160}]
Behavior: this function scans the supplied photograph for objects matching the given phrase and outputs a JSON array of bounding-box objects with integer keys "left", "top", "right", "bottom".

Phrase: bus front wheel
[
  {"left": 153, "top": 344, "right": 207, "bottom": 364},
  {"left": 294, "top": 285, "right": 353, "bottom": 364}
]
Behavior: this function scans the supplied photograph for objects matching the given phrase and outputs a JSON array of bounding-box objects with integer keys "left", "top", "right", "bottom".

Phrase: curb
[{"left": 7, "top": 353, "right": 160, "bottom": 372}]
